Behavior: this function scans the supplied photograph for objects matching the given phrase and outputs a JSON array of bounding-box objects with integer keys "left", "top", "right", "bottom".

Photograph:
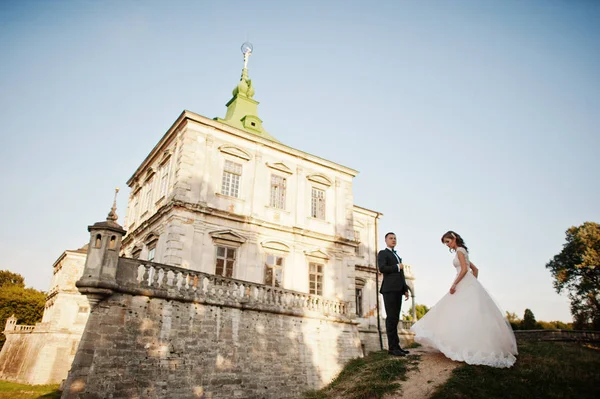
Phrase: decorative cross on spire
[{"left": 106, "top": 188, "right": 119, "bottom": 222}]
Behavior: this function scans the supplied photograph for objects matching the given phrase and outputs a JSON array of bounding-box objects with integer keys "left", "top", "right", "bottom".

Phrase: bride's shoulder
[{"left": 456, "top": 247, "right": 468, "bottom": 255}]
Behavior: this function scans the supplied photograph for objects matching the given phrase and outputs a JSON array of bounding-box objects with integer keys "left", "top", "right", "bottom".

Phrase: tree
[
  {"left": 402, "top": 304, "right": 429, "bottom": 321},
  {"left": 537, "top": 320, "right": 573, "bottom": 330},
  {"left": 0, "top": 270, "right": 25, "bottom": 288},
  {"left": 521, "top": 308, "right": 539, "bottom": 330},
  {"left": 0, "top": 270, "right": 46, "bottom": 350},
  {"left": 506, "top": 311, "right": 521, "bottom": 330},
  {"left": 545, "top": 222, "right": 600, "bottom": 330},
  {"left": 415, "top": 304, "right": 429, "bottom": 320}
]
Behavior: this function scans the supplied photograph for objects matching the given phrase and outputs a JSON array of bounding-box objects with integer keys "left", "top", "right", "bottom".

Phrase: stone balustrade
[
  {"left": 3, "top": 324, "right": 35, "bottom": 334},
  {"left": 399, "top": 320, "right": 415, "bottom": 330},
  {"left": 115, "top": 257, "right": 350, "bottom": 320}
]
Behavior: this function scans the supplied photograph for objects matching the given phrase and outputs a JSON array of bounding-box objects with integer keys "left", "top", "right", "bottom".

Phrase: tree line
[{"left": 0, "top": 270, "right": 46, "bottom": 349}]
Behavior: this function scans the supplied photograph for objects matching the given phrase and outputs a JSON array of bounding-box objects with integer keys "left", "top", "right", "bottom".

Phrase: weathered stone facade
[
  {"left": 0, "top": 247, "right": 89, "bottom": 385},
  {"left": 62, "top": 241, "right": 363, "bottom": 398}
]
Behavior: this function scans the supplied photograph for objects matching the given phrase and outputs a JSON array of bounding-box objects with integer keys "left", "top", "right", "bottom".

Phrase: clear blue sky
[{"left": 1, "top": 1, "right": 598, "bottom": 323}]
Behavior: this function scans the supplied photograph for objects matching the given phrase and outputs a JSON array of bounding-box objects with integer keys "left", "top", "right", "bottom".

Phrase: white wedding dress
[{"left": 410, "top": 247, "right": 518, "bottom": 368}]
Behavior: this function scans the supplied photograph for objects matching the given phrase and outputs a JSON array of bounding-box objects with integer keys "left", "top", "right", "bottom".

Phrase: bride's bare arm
[
  {"left": 450, "top": 251, "right": 469, "bottom": 294},
  {"left": 469, "top": 262, "right": 479, "bottom": 278}
]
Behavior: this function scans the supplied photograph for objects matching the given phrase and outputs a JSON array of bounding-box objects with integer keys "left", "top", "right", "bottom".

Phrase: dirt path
[{"left": 385, "top": 346, "right": 459, "bottom": 399}]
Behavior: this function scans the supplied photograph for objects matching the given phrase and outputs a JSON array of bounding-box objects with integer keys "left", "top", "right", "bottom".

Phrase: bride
[{"left": 410, "top": 231, "right": 518, "bottom": 368}]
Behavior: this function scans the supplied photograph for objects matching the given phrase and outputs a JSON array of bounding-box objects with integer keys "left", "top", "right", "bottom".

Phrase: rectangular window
[
  {"left": 215, "top": 246, "right": 236, "bottom": 278},
  {"left": 145, "top": 179, "right": 154, "bottom": 212},
  {"left": 354, "top": 230, "right": 361, "bottom": 256},
  {"left": 311, "top": 188, "right": 325, "bottom": 219},
  {"left": 130, "top": 196, "right": 139, "bottom": 226},
  {"left": 132, "top": 248, "right": 142, "bottom": 260},
  {"left": 147, "top": 245, "right": 156, "bottom": 262},
  {"left": 221, "top": 160, "right": 242, "bottom": 198},
  {"left": 355, "top": 287, "right": 363, "bottom": 317},
  {"left": 160, "top": 159, "right": 171, "bottom": 198},
  {"left": 308, "top": 262, "right": 323, "bottom": 296},
  {"left": 264, "top": 254, "right": 284, "bottom": 287},
  {"left": 270, "top": 175, "right": 287, "bottom": 209}
]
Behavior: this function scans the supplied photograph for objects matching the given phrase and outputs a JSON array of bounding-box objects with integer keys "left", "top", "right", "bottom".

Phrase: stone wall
[
  {"left": 62, "top": 258, "right": 362, "bottom": 398},
  {"left": 515, "top": 329, "right": 600, "bottom": 342},
  {"left": 0, "top": 327, "right": 81, "bottom": 385},
  {"left": 0, "top": 249, "right": 88, "bottom": 385}
]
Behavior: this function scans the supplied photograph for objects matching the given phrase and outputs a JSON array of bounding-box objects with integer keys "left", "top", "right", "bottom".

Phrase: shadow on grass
[{"left": 303, "top": 351, "right": 420, "bottom": 399}]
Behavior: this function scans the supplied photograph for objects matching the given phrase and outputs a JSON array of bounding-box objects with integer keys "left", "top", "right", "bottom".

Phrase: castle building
[
  {"left": 120, "top": 43, "right": 415, "bottom": 342},
  {"left": 1, "top": 44, "right": 416, "bottom": 392}
]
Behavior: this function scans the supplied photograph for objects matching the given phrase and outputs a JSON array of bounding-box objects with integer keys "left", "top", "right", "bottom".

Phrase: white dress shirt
[{"left": 387, "top": 247, "right": 402, "bottom": 271}]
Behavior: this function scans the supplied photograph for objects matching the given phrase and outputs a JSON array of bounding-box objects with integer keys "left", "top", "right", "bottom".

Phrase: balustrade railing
[
  {"left": 121, "top": 258, "right": 349, "bottom": 317},
  {"left": 399, "top": 320, "right": 415, "bottom": 330},
  {"left": 10, "top": 325, "right": 35, "bottom": 333}
]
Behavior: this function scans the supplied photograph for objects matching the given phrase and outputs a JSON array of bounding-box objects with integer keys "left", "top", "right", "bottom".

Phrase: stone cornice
[
  {"left": 122, "top": 200, "right": 360, "bottom": 249},
  {"left": 355, "top": 265, "right": 377, "bottom": 274},
  {"left": 127, "top": 110, "right": 359, "bottom": 186}
]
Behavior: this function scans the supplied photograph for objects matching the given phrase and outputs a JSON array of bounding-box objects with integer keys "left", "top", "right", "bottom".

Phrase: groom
[{"left": 378, "top": 232, "right": 410, "bottom": 356}]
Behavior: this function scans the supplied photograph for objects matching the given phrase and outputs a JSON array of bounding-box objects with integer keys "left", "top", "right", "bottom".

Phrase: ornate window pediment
[
  {"left": 304, "top": 249, "right": 330, "bottom": 260},
  {"left": 144, "top": 167, "right": 157, "bottom": 182},
  {"left": 145, "top": 232, "right": 159, "bottom": 245},
  {"left": 218, "top": 145, "right": 251, "bottom": 161},
  {"left": 159, "top": 149, "right": 173, "bottom": 165},
  {"left": 266, "top": 162, "right": 293, "bottom": 175},
  {"left": 261, "top": 240, "right": 290, "bottom": 252},
  {"left": 209, "top": 229, "right": 247, "bottom": 246},
  {"left": 307, "top": 174, "right": 332, "bottom": 187}
]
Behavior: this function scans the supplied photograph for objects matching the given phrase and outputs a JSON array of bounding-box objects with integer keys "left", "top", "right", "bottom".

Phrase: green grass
[
  {"left": 0, "top": 381, "right": 61, "bottom": 399},
  {"left": 431, "top": 341, "right": 600, "bottom": 399},
  {"left": 303, "top": 351, "right": 419, "bottom": 399}
]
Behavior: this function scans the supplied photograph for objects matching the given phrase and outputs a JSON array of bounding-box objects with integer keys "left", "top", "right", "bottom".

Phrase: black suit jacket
[{"left": 377, "top": 248, "right": 408, "bottom": 294}]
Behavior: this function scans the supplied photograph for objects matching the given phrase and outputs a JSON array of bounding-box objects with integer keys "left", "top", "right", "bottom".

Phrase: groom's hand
[{"left": 404, "top": 292, "right": 409, "bottom": 301}]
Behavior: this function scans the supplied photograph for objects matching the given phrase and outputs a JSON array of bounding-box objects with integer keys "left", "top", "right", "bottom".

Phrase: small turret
[{"left": 76, "top": 188, "right": 127, "bottom": 308}]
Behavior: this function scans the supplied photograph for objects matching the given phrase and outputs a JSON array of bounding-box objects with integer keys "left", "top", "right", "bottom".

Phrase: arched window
[
  {"left": 108, "top": 235, "right": 117, "bottom": 250},
  {"left": 94, "top": 234, "right": 102, "bottom": 248}
]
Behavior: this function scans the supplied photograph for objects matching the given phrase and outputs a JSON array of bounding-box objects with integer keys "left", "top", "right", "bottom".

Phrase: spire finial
[
  {"left": 107, "top": 188, "right": 119, "bottom": 222},
  {"left": 241, "top": 42, "right": 253, "bottom": 70},
  {"left": 233, "top": 42, "right": 255, "bottom": 99},
  {"left": 215, "top": 42, "right": 278, "bottom": 142}
]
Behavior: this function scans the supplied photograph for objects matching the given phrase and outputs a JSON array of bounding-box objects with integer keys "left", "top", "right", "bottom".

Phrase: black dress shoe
[
  {"left": 399, "top": 349, "right": 410, "bottom": 354},
  {"left": 388, "top": 349, "right": 406, "bottom": 356}
]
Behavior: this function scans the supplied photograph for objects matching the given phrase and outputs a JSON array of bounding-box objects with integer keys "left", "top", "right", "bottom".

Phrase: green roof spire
[{"left": 215, "top": 42, "right": 277, "bottom": 142}]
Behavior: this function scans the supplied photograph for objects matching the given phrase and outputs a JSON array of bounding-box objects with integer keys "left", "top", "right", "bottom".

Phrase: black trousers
[{"left": 382, "top": 291, "right": 404, "bottom": 350}]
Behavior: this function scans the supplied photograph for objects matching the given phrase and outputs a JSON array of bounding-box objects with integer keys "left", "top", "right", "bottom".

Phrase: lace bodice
[{"left": 452, "top": 247, "right": 469, "bottom": 270}]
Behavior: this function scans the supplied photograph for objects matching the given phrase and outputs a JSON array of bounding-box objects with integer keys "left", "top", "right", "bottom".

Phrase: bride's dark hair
[{"left": 441, "top": 231, "right": 468, "bottom": 252}]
